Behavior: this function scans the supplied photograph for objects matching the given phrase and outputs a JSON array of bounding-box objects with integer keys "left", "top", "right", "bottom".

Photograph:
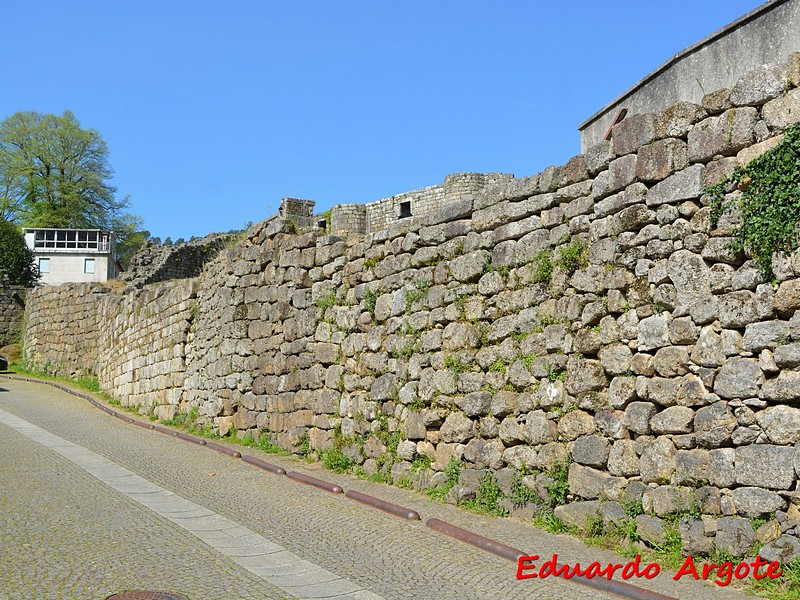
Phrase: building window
[
  {"left": 399, "top": 201, "right": 412, "bottom": 219},
  {"left": 84, "top": 259, "right": 95, "bottom": 274},
  {"left": 38, "top": 258, "right": 50, "bottom": 273}
]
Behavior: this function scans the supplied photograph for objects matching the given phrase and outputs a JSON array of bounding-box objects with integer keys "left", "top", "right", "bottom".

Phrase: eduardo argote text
[{"left": 517, "top": 553, "right": 783, "bottom": 586}]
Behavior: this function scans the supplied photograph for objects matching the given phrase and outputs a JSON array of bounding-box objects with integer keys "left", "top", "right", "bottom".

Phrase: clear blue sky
[{"left": 3, "top": 1, "right": 766, "bottom": 241}]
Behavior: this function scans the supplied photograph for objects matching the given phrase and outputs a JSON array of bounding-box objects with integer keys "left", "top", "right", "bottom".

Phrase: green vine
[{"left": 707, "top": 123, "right": 800, "bottom": 275}]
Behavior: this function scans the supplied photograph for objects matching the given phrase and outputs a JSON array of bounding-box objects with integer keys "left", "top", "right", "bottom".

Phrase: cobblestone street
[{"left": 0, "top": 379, "right": 750, "bottom": 599}]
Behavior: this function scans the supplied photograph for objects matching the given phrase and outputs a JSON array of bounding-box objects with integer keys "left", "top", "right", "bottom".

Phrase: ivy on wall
[{"left": 708, "top": 123, "right": 800, "bottom": 275}]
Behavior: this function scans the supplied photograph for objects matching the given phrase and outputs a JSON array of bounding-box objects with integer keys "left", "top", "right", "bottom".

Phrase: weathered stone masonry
[
  {"left": 0, "top": 285, "right": 25, "bottom": 347},
  {"left": 23, "top": 52, "right": 800, "bottom": 562}
]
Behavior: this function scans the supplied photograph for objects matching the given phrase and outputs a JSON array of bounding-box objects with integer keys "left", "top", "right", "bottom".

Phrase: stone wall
[
  {"left": 23, "top": 52, "right": 800, "bottom": 561},
  {"left": 0, "top": 285, "right": 25, "bottom": 347},
  {"left": 122, "top": 233, "right": 236, "bottom": 288},
  {"left": 25, "top": 280, "right": 195, "bottom": 416}
]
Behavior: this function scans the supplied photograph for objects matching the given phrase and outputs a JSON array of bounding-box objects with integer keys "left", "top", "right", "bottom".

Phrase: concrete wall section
[{"left": 579, "top": 0, "right": 800, "bottom": 151}]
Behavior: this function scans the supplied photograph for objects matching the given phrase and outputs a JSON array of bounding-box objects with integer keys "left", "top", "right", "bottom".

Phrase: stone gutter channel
[{"left": 3, "top": 375, "right": 677, "bottom": 600}]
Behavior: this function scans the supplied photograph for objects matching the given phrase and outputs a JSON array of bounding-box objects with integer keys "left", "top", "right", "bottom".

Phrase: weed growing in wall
[
  {"left": 405, "top": 279, "right": 430, "bottom": 311},
  {"left": 556, "top": 239, "right": 588, "bottom": 273},
  {"left": 461, "top": 472, "right": 508, "bottom": 516},
  {"left": 532, "top": 250, "right": 553, "bottom": 284},
  {"left": 316, "top": 291, "right": 338, "bottom": 311},
  {"left": 444, "top": 354, "right": 469, "bottom": 375},
  {"left": 363, "top": 289, "right": 378, "bottom": 315},
  {"left": 707, "top": 122, "right": 800, "bottom": 275},
  {"left": 425, "top": 458, "right": 463, "bottom": 502}
]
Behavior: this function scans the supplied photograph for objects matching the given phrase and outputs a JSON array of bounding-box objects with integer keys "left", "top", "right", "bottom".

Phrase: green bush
[
  {"left": 532, "top": 250, "right": 553, "bottom": 284},
  {"left": 556, "top": 239, "right": 588, "bottom": 273}
]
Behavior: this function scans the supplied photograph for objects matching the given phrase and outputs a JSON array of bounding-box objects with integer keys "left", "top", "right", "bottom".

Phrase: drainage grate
[{"left": 106, "top": 592, "right": 188, "bottom": 600}]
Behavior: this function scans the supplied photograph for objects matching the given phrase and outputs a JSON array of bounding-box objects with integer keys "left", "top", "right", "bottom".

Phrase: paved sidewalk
[{"left": 0, "top": 378, "right": 751, "bottom": 599}]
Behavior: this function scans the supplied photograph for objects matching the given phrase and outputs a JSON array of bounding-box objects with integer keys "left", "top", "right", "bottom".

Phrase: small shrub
[
  {"left": 316, "top": 291, "right": 337, "bottom": 310},
  {"left": 544, "top": 461, "right": 570, "bottom": 508},
  {"left": 546, "top": 364, "right": 566, "bottom": 382},
  {"left": 489, "top": 358, "right": 508, "bottom": 373},
  {"left": 297, "top": 431, "right": 311, "bottom": 456},
  {"left": 258, "top": 434, "right": 290, "bottom": 455},
  {"left": 510, "top": 473, "right": 540, "bottom": 508},
  {"left": 411, "top": 454, "right": 433, "bottom": 471},
  {"left": 462, "top": 472, "right": 508, "bottom": 516},
  {"left": 532, "top": 250, "right": 553, "bottom": 284},
  {"left": 444, "top": 355, "right": 469, "bottom": 375},
  {"left": 363, "top": 289, "right": 378, "bottom": 315},
  {"left": 532, "top": 509, "right": 570, "bottom": 533},
  {"left": 405, "top": 279, "right": 430, "bottom": 311},
  {"left": 557, "top": 239, "right": 588, "bottom": 273},
  {"left": 321, "top": 448, "right": 353, "bottom": 473}
]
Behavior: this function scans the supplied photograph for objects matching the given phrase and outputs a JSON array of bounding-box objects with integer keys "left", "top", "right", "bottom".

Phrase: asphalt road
[{"left": 0, "top": 378, "right": 751, "bottom": 600}]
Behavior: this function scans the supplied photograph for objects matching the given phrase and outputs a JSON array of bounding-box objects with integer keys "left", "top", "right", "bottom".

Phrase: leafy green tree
[
  {"left": 0, "top": 110, "right": 127, "bottom": 227},
  {"left": 0, "top": 110, "right": 149, "bottom": 270},
  {"left": 0, "top": 220, "right": 39, "bottom": 286}
]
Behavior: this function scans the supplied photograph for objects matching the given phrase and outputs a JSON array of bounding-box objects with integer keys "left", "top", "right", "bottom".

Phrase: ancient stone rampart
[
  {"left": 122, "top": 233, "right": 236, "bottom": 288},
  {"left": 24, "top": 280, "right": 195, "bottom": 414},
  {"left": 0, "top": 285, "right": 25, "bottom": 347},
  {"left": 23, "top": 52, "right": 800, "bottom": 562}
]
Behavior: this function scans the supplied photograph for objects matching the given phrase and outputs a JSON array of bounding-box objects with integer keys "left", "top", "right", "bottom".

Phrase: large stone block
[
  {"left": 735, "top": 445, "right": 796, "bottom": 490},
  {"left": 762, "top": 87, "right": 800, "bottom": 131},
  {"left": 650, "top": 406, "right": 695, "bottom": 435},
  {"left": 762, "top": 372, "right": 800, "bottom": 403},
  {"left": 667, "top": 251, "right": 717, "bottom": 324},
  {"left": 655, "top": 102, "right": 707, "bottom": 139},
  {"left": 612, "top": 113, "right": 657, "bottom": 156},
  {"left": 730, "top": 64, "right": 787, "bottom": 106},
  {"left": 731, "top": 487, "right": 787, "bottom": 518},
  {"left": 674, "top": 449, "right": 711, "bottom": 486},
  {"left": 584, "top": 140, "right": 614, "bottom": 176},
  {"left": 522, "top": 410, "right": 557, "bottom": 446},
  {"left": 571, "top": 435, "right": 610, "bottom": 468},
  {"left": 715, "top": 517, "right": 755, "bottom": 557},
  {"left": 608, "top": 439, "right": 639, "bottom": 476},
  {"left": 565, "top": 357, "right": 606, "bottom": 395},
  {"left": 714, "top": 358, "right": 763, "bottom": 399},
  {"left": 743, "top": 320, "right": 790, "bottom": 352},
  {"left": 554, "top": 501, "right": 602, "bottom": 531},
  {"left": 775, "top": 279, "right": 800, "bottom": 317},
  {"left": 694, "top": 402, "right": 737, "bottom": 448},
  {"left": 637, "top": 313, "right": 671, "bottom": 352},
  {"left": 624, "top": 401, "right": 657, "bottom": 435},
  {"left": 687, "top": 107, "right": 758, "bottom": 163},
  {"left": 646, "top": 164, "right": 704, "bottom": 207},
  {"left": 568, "top": 464, "right": 626, "bottom": 500},
  {"left": 440, "top": 411, "right": 476, "bottom": 443},
  {"left": 557, "top": 410, "right": 596, "bottom": 441},
  {"left": 450, "top": 250, "right": 490, "bottom": 283},
  {"left": 717, "top": 290, "right": 759, "bottom": 328},
  {"left": 636, "top": 138, "right": 688, "bottom": 183},
  {"left": 607, "top": 154, "right": 638, "bottom": 194},
  {"left": 639, "top": 437, "right": 676, "bottom": 484}
]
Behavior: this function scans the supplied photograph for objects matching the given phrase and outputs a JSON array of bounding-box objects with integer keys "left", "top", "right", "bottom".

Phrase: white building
[{"left": 23, "top": 228, "right": 122, "bottom": 285}]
